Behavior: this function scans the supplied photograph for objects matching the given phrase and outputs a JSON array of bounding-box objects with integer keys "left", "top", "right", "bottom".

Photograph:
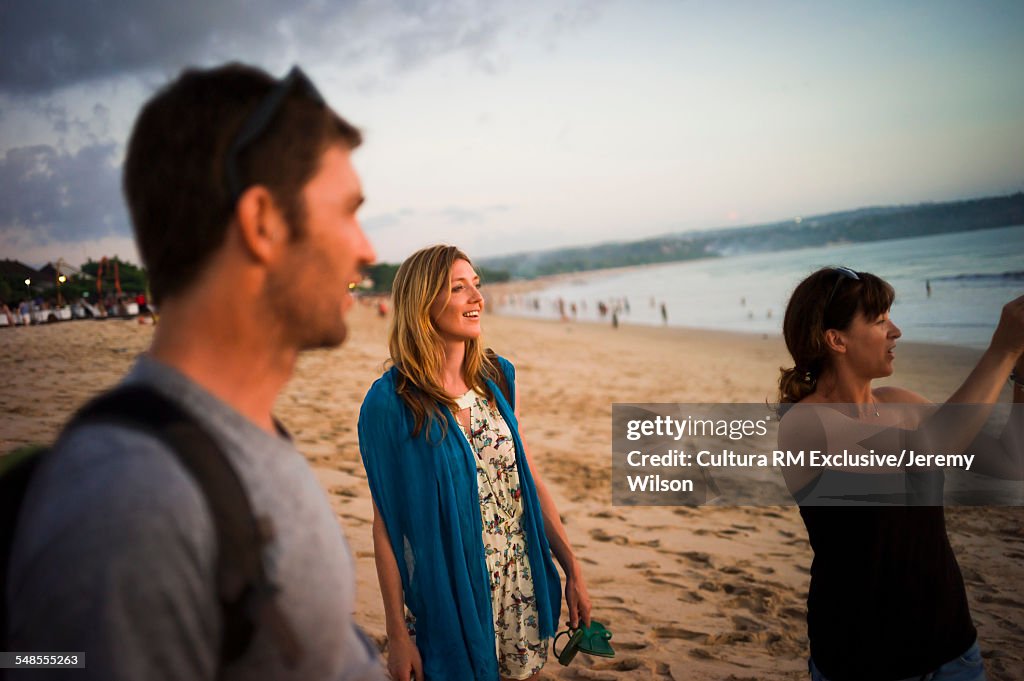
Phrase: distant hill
[{"left": 479, "top": 192, "right": 1024, "bottom": 279}]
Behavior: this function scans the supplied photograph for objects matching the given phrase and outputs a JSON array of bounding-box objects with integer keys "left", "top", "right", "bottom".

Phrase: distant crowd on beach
[
  {"left": 0, "top": 292, "right": 153, "bottom": 327},
  {"left": 494, "top": 293, "right": 671, "bottom": 328}
]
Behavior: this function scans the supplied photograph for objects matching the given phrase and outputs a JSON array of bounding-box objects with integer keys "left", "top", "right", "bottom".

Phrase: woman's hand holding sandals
[
  {"left": 386, "top": 630, "right": 423, "bottom": 681},
  {"left": 565, "top": 566, "right": 593, "bottom": 629}
]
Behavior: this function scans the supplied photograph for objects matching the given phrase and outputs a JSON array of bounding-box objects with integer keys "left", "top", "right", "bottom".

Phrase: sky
[{"left": 1, "top": 0, "right": 1023, "bottom": 268}]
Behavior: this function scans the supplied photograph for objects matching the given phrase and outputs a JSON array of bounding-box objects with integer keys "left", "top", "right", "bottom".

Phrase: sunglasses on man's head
[
  {"left": 824, "top": 266, "right": 860, "bottom": 310},
  {"left": 224, "top": 66, "right": 326, "bottom": 205}
]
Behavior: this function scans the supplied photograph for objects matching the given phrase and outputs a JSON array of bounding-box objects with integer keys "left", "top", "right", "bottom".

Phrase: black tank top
[{"left": 798, "top": 473, "right": 976, "bottom": 680}]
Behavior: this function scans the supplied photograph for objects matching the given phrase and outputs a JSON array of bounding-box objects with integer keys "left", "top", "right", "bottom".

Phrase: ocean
[{"left": 492, "top": 223, "right": 1024, "bottom": 349}]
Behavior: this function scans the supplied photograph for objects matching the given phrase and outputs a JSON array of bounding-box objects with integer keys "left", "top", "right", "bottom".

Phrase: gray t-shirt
[{"left": 6, "top": 356, "right": 385, "bottom": 681}]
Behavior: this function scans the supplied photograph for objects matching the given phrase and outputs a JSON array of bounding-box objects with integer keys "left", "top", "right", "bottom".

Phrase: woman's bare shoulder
[{"left": 874, "top": 385, "right": 931, "bottom": 405}]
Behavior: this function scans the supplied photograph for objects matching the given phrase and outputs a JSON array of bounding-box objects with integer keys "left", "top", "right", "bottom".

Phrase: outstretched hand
[{"left": 991, "top": 294, "right": 1024, "bottom": 359}]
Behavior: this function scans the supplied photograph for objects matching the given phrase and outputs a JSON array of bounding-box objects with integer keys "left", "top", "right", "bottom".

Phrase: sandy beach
[{"left": 1, "top": 307, "right": 1021, "bottom": 680}]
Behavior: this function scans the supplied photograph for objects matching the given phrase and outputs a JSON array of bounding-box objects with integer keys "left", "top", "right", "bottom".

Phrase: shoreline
[{"left": 484, "top": 309, "right": 988, "bottom": 401}]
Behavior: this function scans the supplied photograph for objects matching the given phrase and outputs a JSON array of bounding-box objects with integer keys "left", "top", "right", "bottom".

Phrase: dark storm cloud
[
  {"left": 0, "top": 143, "right": 128, "bottom": 244},
  {"left": 1, "top": 1, "right": 604, "bottom": 95},
  {"left": 37, "top": 100, "right": 111, "bottom": 141},
  {"left": 1, "top": 0, "right": 260, "bottom": 93}
]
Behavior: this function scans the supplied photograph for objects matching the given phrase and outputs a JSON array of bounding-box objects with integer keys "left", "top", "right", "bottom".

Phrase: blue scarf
[{"left": 358, "top": 356, "right": 561, "bottom": 680}]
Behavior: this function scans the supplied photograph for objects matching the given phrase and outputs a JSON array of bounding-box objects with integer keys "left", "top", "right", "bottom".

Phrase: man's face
[{"left": 269, "top": 144, "right": 375, "bottom": 349}]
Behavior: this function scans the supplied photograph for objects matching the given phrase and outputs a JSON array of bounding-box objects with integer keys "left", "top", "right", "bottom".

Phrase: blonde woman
[{"left": 359, "top": 245, "right": 591, "bottom": 681}]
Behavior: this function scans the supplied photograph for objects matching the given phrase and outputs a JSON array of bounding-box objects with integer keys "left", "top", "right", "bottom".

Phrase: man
[{"left": 6, "top": 63, "right": 385, "bottom": 680}]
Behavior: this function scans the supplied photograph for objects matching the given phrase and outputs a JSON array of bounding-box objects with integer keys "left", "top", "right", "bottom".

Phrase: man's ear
[
  {"left": 823, "top": 328, "right": 847, "bottom": 355},
  {"left": 234, "top": 185, "right": 287, "bottom": 264}
]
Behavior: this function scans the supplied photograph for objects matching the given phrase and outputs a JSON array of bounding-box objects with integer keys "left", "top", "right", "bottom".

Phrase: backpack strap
[
  {"left": 0, "top": 445, "right": 48, "bottom": 648},
  {"left": 64, "top": 385, "right": 303, "bottom": 669}
]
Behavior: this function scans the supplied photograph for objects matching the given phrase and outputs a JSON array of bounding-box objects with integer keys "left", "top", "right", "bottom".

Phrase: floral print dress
[{"left": 454, "top": 388, "right": 548, "bottom": 679}]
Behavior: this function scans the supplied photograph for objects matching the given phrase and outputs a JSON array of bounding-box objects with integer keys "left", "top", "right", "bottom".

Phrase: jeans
[{"left": 809, "top": 641, "right": 986, "bottom": 681}]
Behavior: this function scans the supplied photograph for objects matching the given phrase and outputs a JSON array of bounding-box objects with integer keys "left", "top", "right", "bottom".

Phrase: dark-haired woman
[
  {"left": 777, "top": 267, "right": 1024, "bottom": 681},
  {"left": 358, "top": 245, "right": 591, "bottom": 681}
]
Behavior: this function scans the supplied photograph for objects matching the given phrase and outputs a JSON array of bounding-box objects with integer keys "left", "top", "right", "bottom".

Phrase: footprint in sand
[
  {"left": 705, "top": 630, "right": 753, "bottom": 646},
  {"left": 977, "top": 593, "right": 1024, "bottom": 607},
  {"left": 721, "top": 579, "right": 761, "bottom": 595},
  {"left": 730, "top": 615, "right": 766, "bottom": 632},
  {"left": 626, "top": 561, "right": 659, "bottom": 569},
  {"left": 340, "top": 512, "right": 370, "bottom": 526},
  {"left": 677, "top": 591, "right": 704, "bottom": 603},
  {"left": 996, "top": 615, "right": 1024, "bottom": 635},
  {"left": 589, "top": 528, "right": 629, "bottom": 545},
  {"left": 613, "top": 640, "right": 648, "bottom": 651},
  {"left": 590, "top": 657, "right": 644, "bottom": 672},
  {"left": 675, "top": 551, "right": 712, "bottom": 566},
  {"left": 568, "top": 669, "right": 618, "bottom": 681},
  {"left": 652, "top": 626, "right": 708, "bottom": 642},
  {"left": 331, "top": 486, "right": 357, "bottom": 498},
  {"left": 959, "top": 566, "right": 985, "bottom": 583},
  {"left": 686, "top": 648, "right": 716, "bottom": 661}
]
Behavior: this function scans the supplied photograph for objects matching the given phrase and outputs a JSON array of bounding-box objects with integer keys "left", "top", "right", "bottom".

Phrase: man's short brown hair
[{"left": 123, "top": 63, "right": 361, "bottom": 303}]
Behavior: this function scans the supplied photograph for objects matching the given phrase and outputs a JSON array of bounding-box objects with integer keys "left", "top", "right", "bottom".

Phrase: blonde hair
[{"left": 388, "top": 244, "right": 502, "bottom": 437}]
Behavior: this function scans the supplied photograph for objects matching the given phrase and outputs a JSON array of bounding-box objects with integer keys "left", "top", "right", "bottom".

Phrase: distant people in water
[
  {"left": 926, "top": 279, "right": 932, "bottom": 297},
  {"left": 660, "top": 302, "right": 668, "bottom": 325}
]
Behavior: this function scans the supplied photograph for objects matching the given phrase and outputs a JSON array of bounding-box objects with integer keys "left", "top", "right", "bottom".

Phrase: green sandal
[{"left": 552, "top": 620, "right": 615, "bottom": 666}]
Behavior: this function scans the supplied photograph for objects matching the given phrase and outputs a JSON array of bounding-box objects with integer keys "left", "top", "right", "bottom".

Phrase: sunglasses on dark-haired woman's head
[
  {"left": 824, "top": 266, "right": 860, "bottom": 311},
  {"left": 224, "top": 66, "right": 326, "bottom": 205}
]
